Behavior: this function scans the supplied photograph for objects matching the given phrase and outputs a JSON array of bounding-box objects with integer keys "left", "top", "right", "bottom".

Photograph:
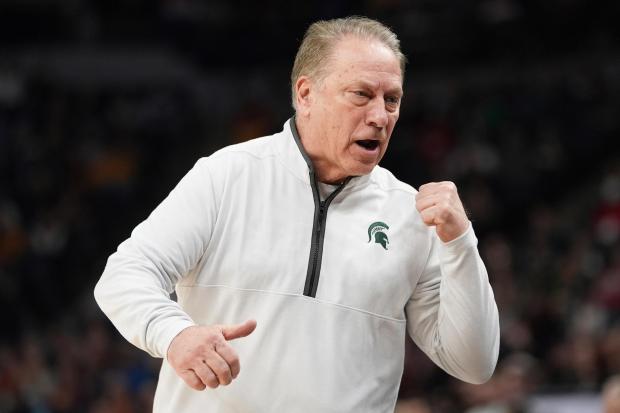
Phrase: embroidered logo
[{"left": 368, "top": 221, "right": 389, "bottom": 250}]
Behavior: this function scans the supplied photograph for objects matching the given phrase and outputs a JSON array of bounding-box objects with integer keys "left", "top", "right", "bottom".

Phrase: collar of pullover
[{"left": 279, "top": 116, "right": 372, "bottom": 190}]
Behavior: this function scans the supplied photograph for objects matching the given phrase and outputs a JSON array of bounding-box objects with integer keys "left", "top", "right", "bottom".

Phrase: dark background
[{"left": 1, "top": 1, "right": 619, "bottom": 412}]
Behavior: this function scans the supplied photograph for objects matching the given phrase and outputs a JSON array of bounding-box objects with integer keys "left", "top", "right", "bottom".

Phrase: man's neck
[{"left": 294, "top": 117, "right": 347, "bottom": 185}]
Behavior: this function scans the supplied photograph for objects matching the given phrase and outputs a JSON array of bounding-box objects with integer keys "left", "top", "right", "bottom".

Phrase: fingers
[
  {"left": 419, "top": 205, "right": 450, "bottom": 227},
  {"left": 204, "top": 350, "right": 233, "bottom": 385},
  {"left": 215, "top": 342, "right": 241, "bottom": 379},
  {"left": 416, "top": 182, "right": 461, "bottom": 211},
  {"left": 415, "top": 193, "right": 446, "bottom": 213},
  {"left": 221, "top": 319, "right": 257, "bottom": 341},
  {"left": 416, "top": 182, "right": 456, "bottom": 211},
  {"left": 418, "top": 181, "right": 457, "bottom": 196},
  {"left": 182, "top": 348, "right": 236, "bottom": 390},
  {"left": 194, "top": 359, "right": 223, "bottom": 388},
  {"left": 168, "top": 322, "right": 255, "bottom": 392},
  {"left": 416, "top": 186, "right": 454, "bottom": 216},
  {"left": 178, "top": 346, "right": 238, "bottom": 390},
  {"left": 416, "top": 181, "right": 469, "bottom": 242},
  {"left": 179, "top": 369, "right": 206, "bottom": 391},
  {"left": 199, "top": 352, "right": 233, "bottom": 389}
]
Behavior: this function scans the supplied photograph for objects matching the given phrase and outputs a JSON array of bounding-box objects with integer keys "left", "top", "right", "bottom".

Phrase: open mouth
[{"left": 355, "top": 140, "right": 380, "bottom": 150}]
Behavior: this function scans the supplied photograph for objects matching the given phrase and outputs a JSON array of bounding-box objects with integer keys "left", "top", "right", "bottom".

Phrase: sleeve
[
  {"left": 405, "top": 223, "right": 500, "bottom": 384},
  {"left": 94, "top": 157, "right": 219, "bottom": 358}
]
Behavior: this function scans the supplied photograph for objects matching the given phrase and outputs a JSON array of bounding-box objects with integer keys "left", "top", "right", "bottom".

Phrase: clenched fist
[
  {"left": 167, "top": 319, "right": 257, "bottom": 390},
  {"left": 415, "top": 181, "right": 469, "bottom": 243}
]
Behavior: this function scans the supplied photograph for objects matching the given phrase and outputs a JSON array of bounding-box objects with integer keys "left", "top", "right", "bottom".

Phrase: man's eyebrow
[
  {"left": 387, "top": 87, "right": 404, "bottom": 97},
  {"left": 384, "top": 85, "right": 404, "bottom": 98},
  {"left": 349, "top": 80, "right": 403, "bottom": 96},
  {"left": 349, "top": 80, "right": 377, "bottom": 90}
]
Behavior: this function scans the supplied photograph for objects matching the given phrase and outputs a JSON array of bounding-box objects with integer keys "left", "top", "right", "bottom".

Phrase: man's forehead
[{"left": 327, "top": 36, "right": 402, "bottom": 79}]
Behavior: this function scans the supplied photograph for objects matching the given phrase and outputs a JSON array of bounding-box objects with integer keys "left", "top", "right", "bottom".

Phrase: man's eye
[
  {"left": 353, "top": 91, "right": 369, "bottom": 98},
  {"left": 386, "top": 96, "right": 400, "bottom": 105}
]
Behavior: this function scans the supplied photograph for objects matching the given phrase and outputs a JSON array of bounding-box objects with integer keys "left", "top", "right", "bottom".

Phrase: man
[{"left": 95, "top": 16, "right": 499, "bottom": 412}]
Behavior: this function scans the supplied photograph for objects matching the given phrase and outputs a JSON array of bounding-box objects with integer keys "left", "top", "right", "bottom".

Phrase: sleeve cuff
[
  {"left": 155, "top": 319, "right": 196, "bottom": 360},
  {"left": 438, "top": 221, "right": 477, "bottom": 253}
]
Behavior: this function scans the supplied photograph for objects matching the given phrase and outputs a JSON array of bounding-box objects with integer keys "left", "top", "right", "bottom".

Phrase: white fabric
[{"left": 94, "top": 119, "right": 500, "bottom": 413}]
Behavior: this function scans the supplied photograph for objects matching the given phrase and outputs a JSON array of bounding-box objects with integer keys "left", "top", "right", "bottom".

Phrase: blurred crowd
[
  {"left": 1, "top": 1, "right": 620, "bottom": 412},
  {"left": 393, "top": 56, "right": 620, "bottom": 412}
]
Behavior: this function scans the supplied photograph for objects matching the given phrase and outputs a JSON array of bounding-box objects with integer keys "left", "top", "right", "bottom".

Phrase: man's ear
[{"left": 295, "top": 76, "right": 313, "bottom": 117}]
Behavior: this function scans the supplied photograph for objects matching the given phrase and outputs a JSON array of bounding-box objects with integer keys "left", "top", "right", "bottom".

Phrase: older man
[{"left": 95, "top": 16, "right": 499, "bottom": 412}]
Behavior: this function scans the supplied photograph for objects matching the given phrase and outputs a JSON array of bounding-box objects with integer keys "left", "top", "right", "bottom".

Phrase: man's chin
[{"left": 348, "top": 162, "right": 377, "bottom": 177}]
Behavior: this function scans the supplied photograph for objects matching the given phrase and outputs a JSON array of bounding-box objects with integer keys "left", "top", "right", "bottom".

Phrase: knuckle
[
  {"left": 182, "top": 373, "right": 205, "bottom": 391},
  {"left": 216, "top": 359, "right": 231, "bottom": 372},
  {"left": 231, "top": 359, "right": 241, "bottom": 376},
  {"left": 212, "top": 365, "right": 224, "bottom": 377},
  {"left": 214, "top": 340, "right": 228, "bottom": 352},
  {"left": 230, "top": 355, "right": 240, "bottom": 366},
  {"left": 419, "top": 183, "right": 432, "bottom": 193},
  {"left": 195, "top": 344, "right": 212, "bottom": 358},
  {"left": 212, "top": 335, "right": 228, "bottom": 348},
  {"left": 206, "top": 375, "right": 220, "bottom": 388},
  {"left": 211, "top": 362, "right": 230, "bottom": 378},
  {"left": 204, "top": 331, "right": 219, "bottom": 342}
]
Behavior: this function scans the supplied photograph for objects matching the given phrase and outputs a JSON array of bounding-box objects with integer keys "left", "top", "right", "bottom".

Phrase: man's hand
[
  {"left": 167, "top": 319, "right": 257, "bottom": 390},
  {"left": 416, "top": 181, "right": 469, "bottom": 243}
]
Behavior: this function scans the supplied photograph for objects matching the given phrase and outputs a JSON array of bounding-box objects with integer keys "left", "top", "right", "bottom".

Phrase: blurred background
[{"left": 0, "top": 1, "right": 619, "bottom": 412}]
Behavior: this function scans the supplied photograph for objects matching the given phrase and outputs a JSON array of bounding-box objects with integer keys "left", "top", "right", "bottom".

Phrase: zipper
[
  {"left": 302, "top": 173, "right": 349, "bottom": 297},
  {"left": 288, "top": 115, "right": 351, "bottom": 298},
  {"left": 304, "top": 200, "right": 325, "bottom": 297}
]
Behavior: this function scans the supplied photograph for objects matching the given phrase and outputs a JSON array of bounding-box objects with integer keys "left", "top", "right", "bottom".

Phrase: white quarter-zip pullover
[{"left": 95, "top": 118, "right": 500, "bottom": 413}]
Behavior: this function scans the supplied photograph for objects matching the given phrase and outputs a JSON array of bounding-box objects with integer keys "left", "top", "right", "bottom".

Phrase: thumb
[{"left": 221, "top": 319, "right": 257, "bottom": 341}]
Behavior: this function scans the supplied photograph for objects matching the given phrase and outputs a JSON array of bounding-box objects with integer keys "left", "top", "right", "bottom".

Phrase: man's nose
[{"left": 365, "top": 98, "right": 389, "bottom": 129}]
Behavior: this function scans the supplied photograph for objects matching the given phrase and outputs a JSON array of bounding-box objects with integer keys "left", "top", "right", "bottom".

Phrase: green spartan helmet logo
[{"left": 368, "top": 222, "right": 389, "bottom": 250}]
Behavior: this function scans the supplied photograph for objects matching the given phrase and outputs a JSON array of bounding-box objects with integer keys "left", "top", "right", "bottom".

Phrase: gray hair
[{"left": 290, "top": 16, "right": 406, "bottom": 109}]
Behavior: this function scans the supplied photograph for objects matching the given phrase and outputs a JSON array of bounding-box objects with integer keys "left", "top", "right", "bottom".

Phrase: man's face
[{"left": 297, "top": 36, "right": 403, "bottom": 183}]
